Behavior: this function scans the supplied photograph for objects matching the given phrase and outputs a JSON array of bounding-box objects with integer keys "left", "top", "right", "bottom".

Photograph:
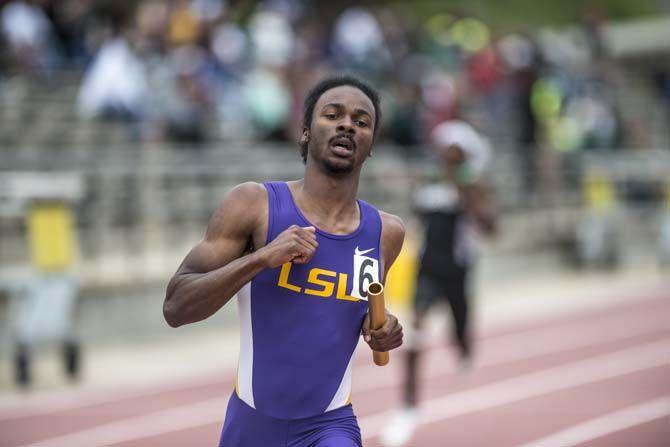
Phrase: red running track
[{"left": 1, "top": 286, "right": 668, "bottom": 447}]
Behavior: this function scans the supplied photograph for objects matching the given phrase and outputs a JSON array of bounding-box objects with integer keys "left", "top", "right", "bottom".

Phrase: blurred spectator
[
  {"left": 581, "top": 5, "right": 607, "bottom": 60},
  {"left": 47, "top": 0, "right": 96, "bottom": 68},
  {"left": 249, "top": 9, "right": 295, "bottom": 68},
  {"left": 211, "top": 22, "right": 248, "bottom": 77},
  {"left": 190, "top": 0, "right": 227, "bottom": 25},
  {"left": 331, "top": 7, "right": 391, "bottom": 78},
  {"left": 1, "top": 0, "right": 61, "bottom": 75},
  {"left": 499, "top": 33, "right": 542, "bottom": 191},
  {"left": 420, "top": 70, "right": 459, "bottom": 136},
  {"left": 163, "top": 45, "right": 213, "bottom": 144},
  {"left": 244, "top": 67, "right": 291, "bottom": 141},
  {"left": 167, "top": 0, "right": 202, "bottom": 48},
  {"left": 135, "top": 0, "right": 170, "bottom": 53},
  {"left": 77, "top": 30, "right": 147, "bottom": 123},
  {"left": 387, "top": 81, "right": 423, "bottom": 149},
  {"left": 653, "top": 69, "right": 670, "bottom": 131},
  {"left": 0, "top": 0, "right": 664, "bottom": 154},
  {"left": 466, "top": 46, "right": 501, "bottom": 95}
]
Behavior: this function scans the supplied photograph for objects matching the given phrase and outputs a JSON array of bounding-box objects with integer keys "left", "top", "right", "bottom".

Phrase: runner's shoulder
[
  {"left": 379, "top": 210, "right": 406, "bottom": 241},
  {"left": 207, "top": 182, "right": 268, "bottom": 236},
  {"left": 228, "top": 181, "right": 267, "bottom": 203}
]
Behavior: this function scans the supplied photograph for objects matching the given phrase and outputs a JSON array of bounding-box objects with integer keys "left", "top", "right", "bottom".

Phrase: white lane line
[
  {"left": 359, "top": 339, "right": 670, "bottom": 440},
  {"left": 16, "top": 340, "right": 670, "bottom": 447},
  {"left": 2, "top": 307, "right": 667, "bottom": 426},
  {"left": 0, "top": 372, "right": 228, "bottom": 422},
  {"left": 17, "top": 397, "right": 228, "bottom": 447},
  {"left": 2, "top": 294, "right": 666, "bottom": 421},
  {"left": 352, "top": 311, "right": 670, "bottom": 392},
  {"left": 518, "top": 397, "right": 670, "bottom": 447}
]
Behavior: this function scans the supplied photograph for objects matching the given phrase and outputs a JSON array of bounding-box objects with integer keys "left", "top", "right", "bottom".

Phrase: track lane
[{"left": 2, "top": 290, "right": 668, "bottom": 447}]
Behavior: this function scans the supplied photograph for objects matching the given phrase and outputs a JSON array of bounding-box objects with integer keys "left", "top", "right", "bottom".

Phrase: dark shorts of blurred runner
[{"left": 413, "top": 266, "right": 471, "bottom": 358}]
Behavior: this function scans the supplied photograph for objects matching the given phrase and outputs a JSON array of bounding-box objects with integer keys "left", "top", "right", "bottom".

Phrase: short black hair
[{"left": 300, "top": 75, "right": 382, "bottom": 163}]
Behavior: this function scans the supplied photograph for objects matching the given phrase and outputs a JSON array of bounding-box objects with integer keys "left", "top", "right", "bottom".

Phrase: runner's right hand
[{"left": 257, "top": 225, "right": 318, "bottom": 268}]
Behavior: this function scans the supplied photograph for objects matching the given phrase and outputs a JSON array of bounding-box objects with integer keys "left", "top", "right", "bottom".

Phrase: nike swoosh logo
[{"left": 355, "top": 246, "right": 375, "bottom": 256}]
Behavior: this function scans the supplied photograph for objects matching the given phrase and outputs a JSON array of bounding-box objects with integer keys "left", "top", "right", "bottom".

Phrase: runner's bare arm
[
  {"left": 163, "top": 182, "right": 318, "bottom": 327},
  {"left": 463, "top": 182, "right": 497, "bottom": 236},
  {"left": 379, "top": 211, "right": 406, "bottom": 283},
  {"left": 361, "top": 211, "right": 405, "bottom": 351},
  {"left": 163, "top": 182, "right": 266, "bottom": 327}
]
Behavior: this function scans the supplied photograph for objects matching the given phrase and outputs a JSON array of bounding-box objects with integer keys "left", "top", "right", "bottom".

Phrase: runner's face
[
  {"left": 305, "top": 86, "right": 375, "bottom": 174},
  {"left": 443, "top": 145, "right": 466, "bottom": 166}
]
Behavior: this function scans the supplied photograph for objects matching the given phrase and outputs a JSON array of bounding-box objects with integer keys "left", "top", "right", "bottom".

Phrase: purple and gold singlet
[{"left": 234, "top": 181, "right": 382, "bottom": 420}]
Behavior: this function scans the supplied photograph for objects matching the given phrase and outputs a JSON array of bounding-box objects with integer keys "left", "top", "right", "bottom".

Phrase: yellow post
[
  {"left": 384, "top": 236, "right": 419, "bottom": 310},
  {"left": 583, "top": 170, "right": 616, "bottom": 215},
  {"left": 27, "top": 201, "right": 77, "bottom": 273}
]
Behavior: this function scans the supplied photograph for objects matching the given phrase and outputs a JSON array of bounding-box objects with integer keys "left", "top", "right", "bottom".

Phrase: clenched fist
[
  {"left": 361, "top": 311, "right": 403, "bottom": 352},
  {"left": 257, "top": 225, "right": 318, "bottom": 268}
]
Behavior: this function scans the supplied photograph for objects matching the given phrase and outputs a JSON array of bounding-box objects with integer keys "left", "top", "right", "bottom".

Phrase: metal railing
[{"left": 1, "top": 144, "right": 668, "bottom": 285}]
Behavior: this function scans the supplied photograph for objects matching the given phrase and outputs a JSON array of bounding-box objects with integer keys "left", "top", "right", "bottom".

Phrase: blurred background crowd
[{"left": 2, "top": 0, "right": 669, "bottom": 155}]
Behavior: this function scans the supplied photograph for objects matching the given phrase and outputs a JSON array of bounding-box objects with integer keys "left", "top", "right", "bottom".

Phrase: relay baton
[{"left": 367, "top": 282, "right": 389, "bottom": 366}]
